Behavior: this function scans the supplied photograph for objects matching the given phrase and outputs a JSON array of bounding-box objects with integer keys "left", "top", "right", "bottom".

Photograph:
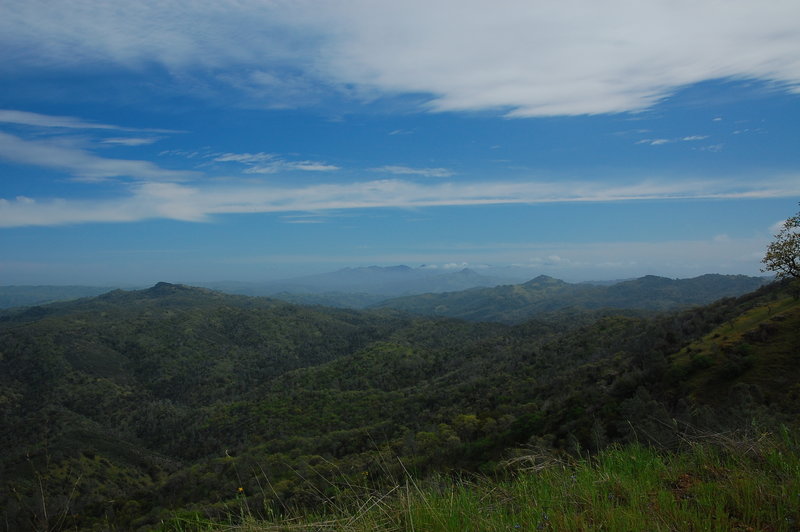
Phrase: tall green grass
[{"left": 162, "top": 428, "right": 800, "bottom": 531}]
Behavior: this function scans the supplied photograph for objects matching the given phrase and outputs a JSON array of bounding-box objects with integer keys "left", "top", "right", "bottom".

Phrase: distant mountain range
[
  {"left": 0, "top": 267, "right": 771, "bottom": 316},
  {"left": 0, "top": 284, "right": 116, "bottom": 309},
  {"left": 201, "top": 265, "right": 503, "bottom": 304},
  {"left": 0, "top": 265, "right": 504, "bottom": 309},
  {"left": 372, "top": 273, "right": 772, "bottom": 323}
]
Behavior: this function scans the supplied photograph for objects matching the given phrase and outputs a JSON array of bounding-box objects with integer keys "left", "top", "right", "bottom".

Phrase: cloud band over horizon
[{"left": 2, "top": 174, "right": 798, "bottom": 228}]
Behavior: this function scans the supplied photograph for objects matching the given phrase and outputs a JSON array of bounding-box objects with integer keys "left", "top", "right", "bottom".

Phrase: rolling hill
[{"left": 0, "top": 279, "right": 796, "bottom": 530}]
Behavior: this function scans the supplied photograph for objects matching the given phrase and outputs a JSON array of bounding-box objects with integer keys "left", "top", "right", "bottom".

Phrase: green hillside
[
  {"left": 1, "top": 280, "right": 797, "bottom": 530},
  {"left": 373, "top": 274, "right": 770, "bottom": 323},
  {"left": 670, "top": 292, "right": 800, "bottom": 414}
]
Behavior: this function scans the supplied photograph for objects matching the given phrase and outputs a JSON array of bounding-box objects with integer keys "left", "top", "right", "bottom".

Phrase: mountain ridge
[{"left": 373, "top": 273, "right": 771, "bottom": 323}]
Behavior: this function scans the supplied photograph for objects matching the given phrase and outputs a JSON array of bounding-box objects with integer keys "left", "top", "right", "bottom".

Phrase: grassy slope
[
  {"left": 669, "top": 294, "right": 800, "bottom": 414},
  {"left": 163, "top": 430, "right": 800, "bottom": 531}
]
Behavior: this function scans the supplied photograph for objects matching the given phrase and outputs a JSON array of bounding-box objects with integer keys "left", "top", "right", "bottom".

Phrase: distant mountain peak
[
  {"left": 145, "top": 282, "right": 197, "bottom": 295},
  {"left": 523, "top": 274, "right": 566, "bottom": 287},
  {"left": 151, "top": 281, "right": 187, "bottom": 289}
]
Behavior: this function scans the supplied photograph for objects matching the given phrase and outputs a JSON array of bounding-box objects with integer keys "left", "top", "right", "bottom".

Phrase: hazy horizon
[
  {"left": 0, "top": 262, "right": 775, "bottom": 290},
  {"left": 2, "top": 2, "right": 799, "bottom": 286}
]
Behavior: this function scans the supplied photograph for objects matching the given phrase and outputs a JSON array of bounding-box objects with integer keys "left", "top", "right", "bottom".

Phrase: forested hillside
[
  {"left": 1, "top": 280, "right": 797, "bottom": 530},
  {"left": 373, "top": 274, "right": 770, "bottom": 323}
]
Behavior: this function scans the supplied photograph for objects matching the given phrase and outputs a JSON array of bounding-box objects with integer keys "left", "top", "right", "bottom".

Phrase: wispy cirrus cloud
[
  {"left": 2, "top": 174, "right": 799, "bottom": 228},
  {"left": 213, "top": 152, "right": 276, "bottom": 164},
  {"left": 0, "top": 109, "right": 181, "bottom": 133},
  {"left": 637, "top": 138, "right": 672, "bottom": 146},
  {"left": 2, "top": 2, "right": 800, "bottom": 116},
  {"left": 101, "top": 137, "right": 160, "bottom": 146},
  {"left": 636, "top": 135, "right": 712, "bottom": 146},
  {"left": 373, "top": 165, "right": 454, "bottom": 178},
  {"left": 245, "top": 161, "right": 341, "bottom": 174},
  {"left": 0, "top": 131, "right": 196, "bottom": 182},
  {"left": 212, "top": 151, "right": 339, "bottom": 173}
]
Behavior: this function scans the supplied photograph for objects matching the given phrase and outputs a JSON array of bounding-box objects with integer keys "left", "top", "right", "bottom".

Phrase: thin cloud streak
[
  {"left": 212, "top": 151, "right": 340, "bottom": 173},
  {"left": 0, "top": 132, "right": 197, "bottom": 182},
  {"left": 0, "top": 109, "right": 181, "bottom": 133},
  {"left": 373, "top": 165, "right": 454, "bottom": 178},
  {"left": 2, "top": 175, "right": 798, "bottom": 227},
  {"left": 102, "top": 137, "right": 160, "bottom": 146}
]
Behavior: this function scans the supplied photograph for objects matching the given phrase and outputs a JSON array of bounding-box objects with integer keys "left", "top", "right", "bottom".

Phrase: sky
[{"left": 1, "top": 0, "right": 800, "bottom": 285}]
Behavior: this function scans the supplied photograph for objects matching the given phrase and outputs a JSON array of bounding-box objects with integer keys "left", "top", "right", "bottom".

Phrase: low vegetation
[{"left": 163, "top": 428, "right": 800, "bottom": 531}]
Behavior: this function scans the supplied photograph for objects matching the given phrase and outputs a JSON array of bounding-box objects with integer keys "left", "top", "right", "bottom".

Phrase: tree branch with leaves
[{"left": 762, "top": 206, "right": 800, "bottom": 281}]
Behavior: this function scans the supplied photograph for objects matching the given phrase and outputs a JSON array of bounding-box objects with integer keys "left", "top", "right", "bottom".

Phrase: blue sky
[{"left": 1, "top": 1, "right": 799, "bottom": 285}]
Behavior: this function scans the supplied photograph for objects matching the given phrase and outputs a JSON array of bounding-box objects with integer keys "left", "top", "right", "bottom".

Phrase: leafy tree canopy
[{"left": 762, "top": 205, "right": 800, "bottom": 280}]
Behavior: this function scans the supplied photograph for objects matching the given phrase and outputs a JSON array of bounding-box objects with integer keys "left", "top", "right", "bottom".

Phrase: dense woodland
[{"left": 0, "top": 278, "right": 798, "bottom": 530}]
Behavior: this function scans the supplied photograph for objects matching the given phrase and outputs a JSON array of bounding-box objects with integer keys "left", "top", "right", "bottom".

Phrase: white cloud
[
  {"left": 441, "top": 262, "right": 470, "bottom": 270},
  {"left": 2, "top": 1, "right": 800, "bottom": 115},
  {"left": 284, "top": 161, "right": 340, "bottom": 172},
  {"left": 0, "top": 132, "right": 196, "bottom": 182},
  {"left": 213, "top": 152, "right": 276, "bottom": 164},
  {"left": 637, "top": 135, "right": 711, "bottom": 146},
  {"left": 0, "top": 109, "right": 180, "bottom": 133},
  {"left": 102, "top": 137, "right": 160, "bottom": 146},
  {"left": 697, "top": 144, "right": 724, "bottom": 152},
  {"left": 280, "top": 214, "right": 328, "bottom": 224},
  {"left": 767, "top": 217, "right": 800, "bottom": 235},
  {"left": 418, "top": 262, "right": 487, "bottom": 270},
  {"left": 503, "top": 237, "right": 771, "bottom": 278},
  {"left": 2, "top": 174, "right": 799, "bottom": 228},
  {"left": 243, "top": 161, "right": 340, "bottom": 174},
  {"left": 211, "top": 151, "right": 339, "bottom": 173},
  {"left": 373, "top": 165, "right": 454, "bottom": 178},
  {"left": 316, "top": 0, "right": 800, "bottom": 116}
]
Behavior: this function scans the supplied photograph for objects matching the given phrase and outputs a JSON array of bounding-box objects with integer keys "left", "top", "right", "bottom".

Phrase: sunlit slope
[{"left": 669, "top": 294, "right": 800, "bottom": 413}]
